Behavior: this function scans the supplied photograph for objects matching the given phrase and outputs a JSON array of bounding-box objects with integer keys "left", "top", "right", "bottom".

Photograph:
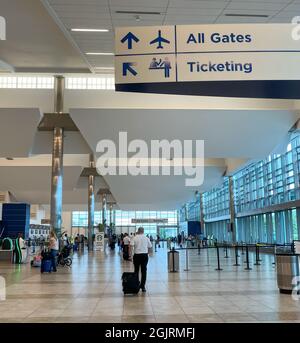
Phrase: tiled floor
[{"left": 1, "top": 245, "right": 300, "bottom": 323}]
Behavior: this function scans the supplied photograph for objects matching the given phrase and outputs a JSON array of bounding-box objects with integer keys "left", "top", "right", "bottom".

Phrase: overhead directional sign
[{"left": 115, "top": 24, "right": 300, "bottom": 99}]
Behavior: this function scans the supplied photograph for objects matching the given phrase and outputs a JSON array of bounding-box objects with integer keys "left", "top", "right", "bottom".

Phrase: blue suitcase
[{"left": 41, "top": 259, "right": 52, "bottom": 273}]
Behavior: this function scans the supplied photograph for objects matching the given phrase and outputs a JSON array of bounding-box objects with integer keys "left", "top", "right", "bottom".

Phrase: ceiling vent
[
  {"left": 115, "top": 10, "right": 164, "bottom": 15},
  {"left": 225, "top": 13, "right": 269, "bottom": 18}
]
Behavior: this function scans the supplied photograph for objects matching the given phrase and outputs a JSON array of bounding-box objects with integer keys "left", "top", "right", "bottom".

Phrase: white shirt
[
  {"left": 123, "top": 236, "right": 131, "bottom": 245},
  {"left": 131, "top": 234, "right": 152, "bottom": 254}
]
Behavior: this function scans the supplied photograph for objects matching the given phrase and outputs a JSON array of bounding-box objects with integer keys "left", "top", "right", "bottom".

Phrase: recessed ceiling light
[
  {"left": 94, "top": 67, "right": 115, "bottom": 70},
  {"left": 86, "top": 52, "right": 114, "bottom": 56},
  {"left": 225, "top": 13, "right": 269, "bottom": 18},
  {"left": 71, "top": 28, "right": 109, "bottom": 32}
]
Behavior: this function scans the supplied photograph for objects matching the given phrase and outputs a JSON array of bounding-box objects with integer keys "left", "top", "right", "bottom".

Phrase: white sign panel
[
  {"left": 115, "top": 54, "right": 176, "bottom": 84},
  {"left": 95, "top": 232, "right": 104, "bottom": 251},
  {"left": 115, "top": 26, "right": 175, "bottom": 55},
  {"left": 177, "top": 52, "right": 300, "bottom": 82},
  {"left": 176, "top": 24, "right": 299, "bottom": 53},
  {"left": 115, "top": 23, "right": 300, "bottom": 85}
]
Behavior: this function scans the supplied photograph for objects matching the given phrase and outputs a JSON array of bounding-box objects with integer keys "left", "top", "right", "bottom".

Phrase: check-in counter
[{"left": 0, "top": 238, "right": 14, "bottom": 262}]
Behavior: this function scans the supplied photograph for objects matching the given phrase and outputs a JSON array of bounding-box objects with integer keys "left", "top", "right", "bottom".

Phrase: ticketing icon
[
  {"left": 149, "top": 57, "right": 171, "bottom": 78},
  {"left": 150, "top": 30, "right": 170, "bottom": 49}
]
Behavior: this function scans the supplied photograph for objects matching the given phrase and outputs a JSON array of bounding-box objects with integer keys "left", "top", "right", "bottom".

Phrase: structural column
[
  {"left": 229, "top": 176, "right": 237, "bottom": 243},
  {"left": 87, "top": 155, "right": 95, "bottom": 251},
  {"left": 200, "top": 192, "right": 205, "bottom": 237},
  {"left": 102, "top": 193, "right": 107, "bottom": 226},
  {"left": 50, "top": 76, "right": 65, "bottom": 236},
  {"left": 109, "top": 204, "right": 113, "bottom": 227}
]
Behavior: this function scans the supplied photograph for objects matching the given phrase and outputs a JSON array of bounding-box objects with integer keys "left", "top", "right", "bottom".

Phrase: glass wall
[
  {"left": 205, "top": 220, "right": 230, "bottom": 242},
  {"left": 203, "top": 178, "right": 230, "bottom": 220},
  {"left": 180, "top": 134, "right": 300, "bottom": 244},
  {"left": 72, "top": 210, "right": 178, "bottom": 237},
  {"left": 233, "top": 138, "right": 300, "bottom": 213}
]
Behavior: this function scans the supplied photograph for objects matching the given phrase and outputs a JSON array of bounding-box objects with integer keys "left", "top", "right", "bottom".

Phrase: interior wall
[
  {"left": 62, "top": 211, "right": 72, "bottom": 236},
  {"left": 30, "top": 205, "right": 46, "bottom": 225}
]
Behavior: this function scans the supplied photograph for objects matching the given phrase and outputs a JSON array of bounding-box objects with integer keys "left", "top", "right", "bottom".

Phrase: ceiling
[
  {"left": 43, "top": 0, "right": 300, "bottom": 71},
  {"left": 69, "top": 108, "right": 299, "bottom": 209},
  {"left": 0, "top": 108, "right": 42, "bottom": 157},
  {"left": 0, "top": 107, "right": 116, "bottom": 208},
  {"left": 0, "top": 0, "right": 91, "bottom": 73},
  {"left": 1, "top": 0, "right": 299, "bottom": 72}
]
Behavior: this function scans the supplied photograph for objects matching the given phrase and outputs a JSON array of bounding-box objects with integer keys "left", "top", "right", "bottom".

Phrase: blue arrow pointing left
[
  {"left": 122, "top": 62, "right": 137, "bottom": 76},
  {"left": 120, "top": 32, "right": 140, "bottom": 49}
]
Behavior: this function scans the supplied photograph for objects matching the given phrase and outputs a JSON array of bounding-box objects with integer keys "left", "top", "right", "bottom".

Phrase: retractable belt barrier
[{"left": 170, "top": 242, "right": 293, "bottom": 273}]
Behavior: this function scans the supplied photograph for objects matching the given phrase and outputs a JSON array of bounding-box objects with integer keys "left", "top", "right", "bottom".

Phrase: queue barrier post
[
  {"left": 233, "top": 245, "right": 240, "bottom": 266},
  {"left": 215, "top": 245, "right": 223, "bottom": 271},
  {"left": 206, "top": 247, "right": 210, "bottom": 266},
  {"left": 244, "top": 245, "right": 252, "bottom": 270},
  {"left": 257, "top": 244, "right": 262, "bottom": 262},
  {"left": 184, "top": 248, "right": 190, "bottom": 271},
  {"left": 198, "top": 243, "right": 201, "bottom": 255},
  {"left": 272, "top": 245, "right": 276, "bottom": 265},
  {"left": 241, "top": 241, "right": 244, "bottom": 255},
  {"left": 224, "top": 245, "right": 229, "bottom": 258},
  {"left": 254, "top": 244, "right": 261, "bottom": 266}
]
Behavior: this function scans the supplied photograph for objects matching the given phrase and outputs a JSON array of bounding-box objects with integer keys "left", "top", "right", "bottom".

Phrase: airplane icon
[{"left": 150, "top": 30, "right": 170, "bottom": 49}]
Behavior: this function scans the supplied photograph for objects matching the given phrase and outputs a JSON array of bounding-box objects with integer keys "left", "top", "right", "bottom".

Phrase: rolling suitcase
[
  {"left": 41, "top": 250, "right": 52, "bottom": 273},
  {"left": 122, "top": 272, "right": 140, "bottom": 294},
  {"left": 41, "top": 259, "right": 52, "bottom": 273}
]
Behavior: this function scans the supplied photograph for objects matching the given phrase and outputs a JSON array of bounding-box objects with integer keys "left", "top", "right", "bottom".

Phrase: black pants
[{"left": 133, "top": 253, "right": 148, "bottom": 288}]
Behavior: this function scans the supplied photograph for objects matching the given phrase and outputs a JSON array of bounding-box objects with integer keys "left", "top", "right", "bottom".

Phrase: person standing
[
  {"left": 49, "top": 231, "right": 59, "bottom": 272},
  {"left": 130, "top": 227, "right": 152, "bottom": 292}
]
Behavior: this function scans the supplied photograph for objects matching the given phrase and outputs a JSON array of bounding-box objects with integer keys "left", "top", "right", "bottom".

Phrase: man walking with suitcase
[{"left": 131, "top": 227, "right": 152, "bottom": 292}]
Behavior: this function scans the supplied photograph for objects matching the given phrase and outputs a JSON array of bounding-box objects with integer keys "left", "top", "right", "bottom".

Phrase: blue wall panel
[
  {"left": 188, "top": 221, "right": 201, "bottom": 236},
  {"left": 2, "top": 203, "right": 30, "bottom": 239}
]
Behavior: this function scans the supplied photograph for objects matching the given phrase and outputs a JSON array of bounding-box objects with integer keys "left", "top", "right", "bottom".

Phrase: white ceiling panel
[
  {"left": 69, "top": 107, "right": 298, "bottom": 209},
  {"left": 226, "top": 2, "right": 288, "bottom": 11},
  {"left": 31, "top": 131, "right": 92, "bottom": 155},
  {"left": 221, "top": 8, "right": 279, "bottom": 16},
  {"left": 105, "top": 166, "right": 226, "bottom": 210},
  {"left": 0, "top": 108, "right": 42, "bottom": 158},
  {"left": 230, "top": 0, "right": 291, "bottom": 3},
  {"left": 48, "top": 0, "right": 108, "bottom": 4},
  {"left": 164, "top": 16, "right": 217, "bottom": 24},
  {"left": 166, "top": 8, "right": 224, "bottom": 16},
  {"left": 43, "top": 0, "right": 297, "bottom": 70},
  {"left": 0, "top": 166, "right": 82, "bottom": 191},
  {"left": 169, "top": 1, "right": 229, "bottom": 9},
  {"left": 216, "top": 16, "right": 270, "bottom": 23},
  {"left": 110, "top": 0, "right": 169, "bottom": 7}
]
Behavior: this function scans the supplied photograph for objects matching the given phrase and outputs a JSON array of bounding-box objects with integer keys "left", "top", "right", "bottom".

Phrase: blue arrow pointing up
[
  {"left": 122, "top": 62, "right": 137, "bottom": 76},
  {"left": 120, "top": 32, "right": 139, "bottom": 49}
]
